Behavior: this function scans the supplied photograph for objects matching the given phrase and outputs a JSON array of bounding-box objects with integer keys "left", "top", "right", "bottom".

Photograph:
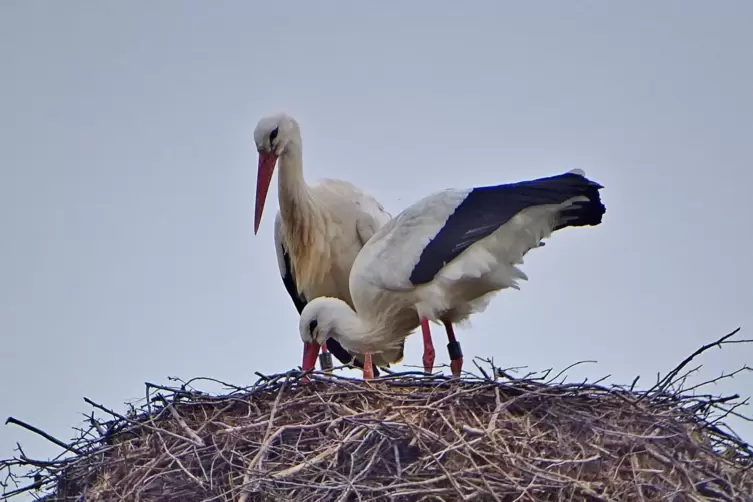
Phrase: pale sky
[{"left": 2, "top": 2, "right": 752, "bottom": 496}]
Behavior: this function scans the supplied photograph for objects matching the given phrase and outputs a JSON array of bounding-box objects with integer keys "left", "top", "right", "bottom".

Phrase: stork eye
[
  {"left": 269, "top": 128, "right": 279, "bottom": 142},
  {"left": 308, "top": 319, "right": 318, "bottom": 334}
]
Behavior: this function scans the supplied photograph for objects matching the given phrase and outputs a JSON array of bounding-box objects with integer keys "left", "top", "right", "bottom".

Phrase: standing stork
[
  {"left": 253, "top": 113, "right": 404, "bottom": 375},
  {"left": 298, "top": 169, "right": 606, "bottom": 379}
]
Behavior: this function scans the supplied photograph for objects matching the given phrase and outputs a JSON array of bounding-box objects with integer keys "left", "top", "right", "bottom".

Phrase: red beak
[
  {"left": 254, "top": 152, "right": 278, "bottom": 234},
  {"left": 302, "top": 342, "right": 320, "bottom": 373}
]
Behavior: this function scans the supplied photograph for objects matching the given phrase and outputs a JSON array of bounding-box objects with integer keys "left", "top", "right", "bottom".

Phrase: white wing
[
  {"left": 352, "top": 189, "right": 471, "bottom": 292},
  {"left": 354, "top": 170, "right": 604, "bottom": 300}
]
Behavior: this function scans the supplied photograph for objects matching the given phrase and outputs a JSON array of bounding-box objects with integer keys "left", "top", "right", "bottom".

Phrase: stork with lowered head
[
  {"left": 298, "top": 169, "right": 606, "bottom": 379},
  {"left": 253, "top": 113, "right": 404, "bottom": 376}
]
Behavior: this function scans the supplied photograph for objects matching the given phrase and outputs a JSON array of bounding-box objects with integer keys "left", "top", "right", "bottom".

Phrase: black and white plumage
[
  {"left": 299, "top": 169, "right": 606, "bottom": 379},
  {"left": 253, "top": 113, "right": 402, "bottom": 376}
]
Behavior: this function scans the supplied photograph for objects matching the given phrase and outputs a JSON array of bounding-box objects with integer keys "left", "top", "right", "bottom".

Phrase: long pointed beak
[
  {"left": 254, "top": 152, "right": 278, "bottom": 234},
  {"left": 302, "top": 342, "right": 320, "bottom": 373}
]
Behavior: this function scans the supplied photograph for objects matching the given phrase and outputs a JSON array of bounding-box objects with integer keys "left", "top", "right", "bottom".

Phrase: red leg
[
  {"left": 421, "top": 318, "right": 435, "bottom": 374},
  {"left": 443, "top": 320, "right": 463, "bottom": 377},
  {"left": 363, "top": 353, "right": 374, "bottom": 380}
]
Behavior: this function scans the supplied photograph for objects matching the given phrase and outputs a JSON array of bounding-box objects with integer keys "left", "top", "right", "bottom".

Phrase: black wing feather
[{"left": 410, "top": 172, "right": 605, "bottom": 285}]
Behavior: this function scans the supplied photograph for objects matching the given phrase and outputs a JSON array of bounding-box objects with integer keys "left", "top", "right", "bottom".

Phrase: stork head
[
  {"left": 253, "top": 113, "right": 301, "bottom": 234},
  {"left": 299, "top": 297, "right": 360, "bottom": 373}
]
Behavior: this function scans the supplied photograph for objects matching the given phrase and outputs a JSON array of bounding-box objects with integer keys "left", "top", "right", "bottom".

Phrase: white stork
[
  {"left": 298, "top": 169, "right": 606, "bottom": 379},
  {"left": 252, "top": 113, "right": 403, "bottom": 375}
]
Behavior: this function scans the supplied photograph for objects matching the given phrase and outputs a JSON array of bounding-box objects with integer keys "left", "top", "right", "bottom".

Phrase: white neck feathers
[
  {"left": 276, "top": 134, "right": 332, "bottom": 292},
  {"left": 317, "top": 299, "right": 372, "bottom": 351}
]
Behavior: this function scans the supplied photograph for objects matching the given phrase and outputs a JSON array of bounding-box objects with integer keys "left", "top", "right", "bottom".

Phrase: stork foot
[{"left": 447, "top": 340, "right": 463, "bottom": 378}]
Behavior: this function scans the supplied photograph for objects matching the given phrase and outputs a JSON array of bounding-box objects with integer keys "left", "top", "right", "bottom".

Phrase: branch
[
  {"left": 639, "top": 327, "right": 743, "bottom": 401},
  {"left": 4, "top": 417, "right": 83, "bottom": 456}
]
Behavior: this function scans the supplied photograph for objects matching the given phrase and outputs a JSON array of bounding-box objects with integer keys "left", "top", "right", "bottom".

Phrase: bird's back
[
  {"left": 301, "top": 179, "right": 391, "bottom": 305},
  {"left": 350, "top": 188, "right": 470, "bottom": 296}
]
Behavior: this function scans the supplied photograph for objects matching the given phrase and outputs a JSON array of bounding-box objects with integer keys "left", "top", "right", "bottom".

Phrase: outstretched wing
[{"left": 408, "top": 170, "right": 605, "bottom": 285}]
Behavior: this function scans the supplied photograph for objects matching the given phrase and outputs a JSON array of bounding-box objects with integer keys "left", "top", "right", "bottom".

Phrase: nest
[{"left": 2, "top": 330, "right": 752, "bottom": 501}]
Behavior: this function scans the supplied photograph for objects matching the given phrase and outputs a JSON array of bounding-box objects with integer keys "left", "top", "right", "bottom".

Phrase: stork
[
  {"left": 298, "top": 169, "right": 606, "bottom": 379},
  {"left": 253, "top": 113, "right": 404, "bottom": 375}
]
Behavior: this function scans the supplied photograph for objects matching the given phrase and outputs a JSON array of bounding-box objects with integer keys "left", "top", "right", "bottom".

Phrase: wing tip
[{"left": 566, "top": 168, "right": 606, "bottom": 190}]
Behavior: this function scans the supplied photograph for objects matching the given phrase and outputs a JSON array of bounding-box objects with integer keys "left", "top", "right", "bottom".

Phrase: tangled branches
[{"left": 1, "top": 329, "right": 752, "bottom": 501}]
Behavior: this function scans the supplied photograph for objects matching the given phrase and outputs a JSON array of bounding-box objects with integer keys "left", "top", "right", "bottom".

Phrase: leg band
[
  {"left": 319, "top": 351, "right": 333, "bottom": 371},
  {"left": 447, "top": 340, "right": 463, "bottom": 360}
]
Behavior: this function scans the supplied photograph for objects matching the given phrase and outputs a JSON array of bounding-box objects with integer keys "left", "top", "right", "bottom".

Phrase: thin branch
[
  {"left": 4, "top": 418, "right": 82, "bottom": 455},
  {"left": 641, "top": 327, "right": 742, "bottom": 401}
]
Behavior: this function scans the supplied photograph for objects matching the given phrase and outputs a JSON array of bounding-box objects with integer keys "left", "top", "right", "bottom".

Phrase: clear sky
[{"left": 2, "top": 1, "right": 751, "bottom": 495}]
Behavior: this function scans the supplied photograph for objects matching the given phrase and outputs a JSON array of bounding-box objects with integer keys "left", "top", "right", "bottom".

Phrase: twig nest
[{"left": 4, "top": 368, "right": 751, "bottom": 501}]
